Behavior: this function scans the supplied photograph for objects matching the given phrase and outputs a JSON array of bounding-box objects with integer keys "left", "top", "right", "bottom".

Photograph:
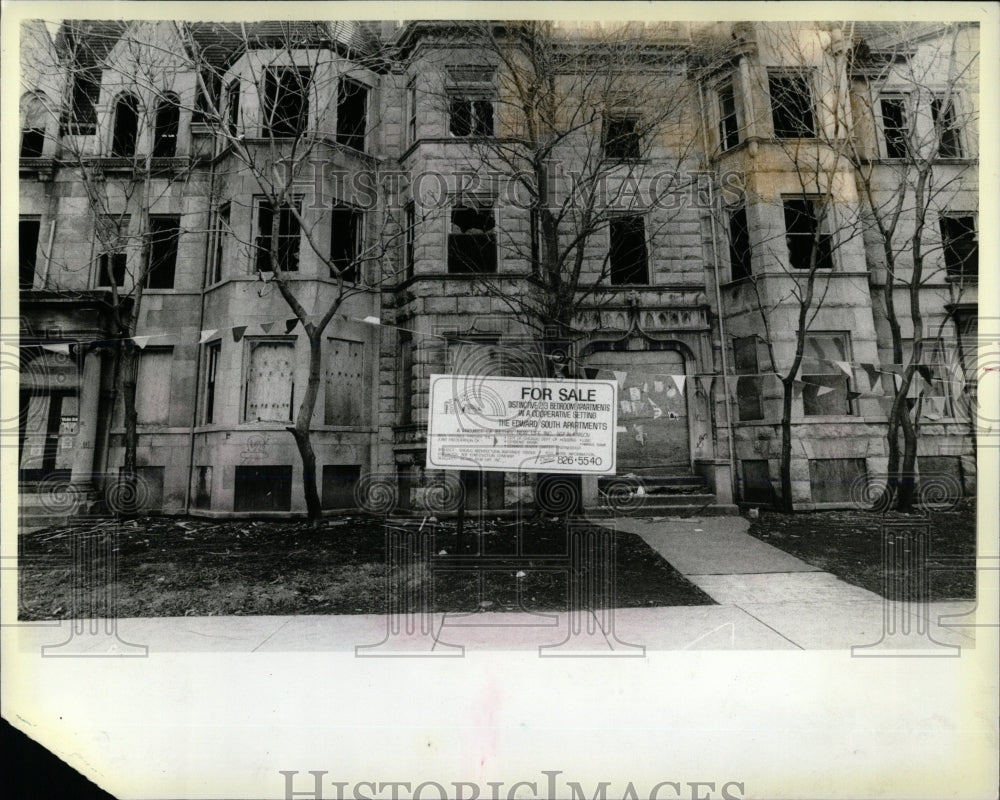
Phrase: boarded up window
[
  {"left": 234, "top": 465, "right": 292, "bottom": 511},
  {"left": 192, "top": 465, "right": 212, "bottom": 509},
  {"left": 324, "top": 339, "right": 364, "bottom": 425},
  {"left": 244, "top": 341, "right": 295, "bottom": 422},
  {"left": 733, "top": 336, "right": 763, "bottom": 421},
  {"left": 918, "top": 456, "right": 966, "bottom": 497},
  {"left": 136, "top": 348, "right": 173, "bottom": 425},
  {"left": 741, "top": 460, "right": 774, "bottom": 504},
  {"left": 809, "top": 458, "right": 867, "bottom": 503},
  {"left": 134, "top": 466, "right": 164, "bottom": 512},
  {"left": 322, "top": 464, "right": 361, "bottom": 508},
  {"left": 802, "top": 333, "right": 852, "bottom": 416}
]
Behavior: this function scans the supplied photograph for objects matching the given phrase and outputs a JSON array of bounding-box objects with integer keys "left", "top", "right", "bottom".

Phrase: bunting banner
[
  {"left": 860, "top": 363, "right": 880, "bottom": 387},
  {"left": 232, "top": 326, "right": 248, "bottom": 343},
  {"left": 612, "top": 370, "right": 627, "bottom": 385},
  {"left": 284, "top": 318, "right": 298, "bottom": 334},
  {"left": 815, "top": 385, "right": 834, "bottom": 396},
  {"left": 833, "top": 360, "right": 853, "bottom": 377},
  {"left": 672, "top": 375, "right": 686, "bottom": 394},
  {"left": 260, "top": 321, "right": 275, "bottom": 333},
  {"left": 41, "top": 342, "right": 70, "bottom": 355},
  {"left": 198, "top": 329, "right": 218, "bottom": 344},
  {"left": 916, "top": 365, "right": 934, "bottom": 385},
  {"left": 131, "top": 335, "right": 152, "bottom": 350}
]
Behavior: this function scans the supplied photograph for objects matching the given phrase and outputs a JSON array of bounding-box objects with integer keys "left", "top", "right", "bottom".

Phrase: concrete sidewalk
[{"left": 10, "top": 515, "right": 979, "bottom": 654}]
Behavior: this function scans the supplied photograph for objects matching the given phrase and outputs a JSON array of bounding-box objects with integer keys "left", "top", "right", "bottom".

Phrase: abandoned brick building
[{"left": 16, "top": 19, "right": 979, "bottom": 521}]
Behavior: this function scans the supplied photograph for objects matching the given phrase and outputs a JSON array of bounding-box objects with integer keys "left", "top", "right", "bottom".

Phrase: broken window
[
  {"left": 111, "top": 94, "right": 140, "bottom": 157},
  {"left": 324, "top": 339, "right": 364, "bottom": 425},
  {"left": 608, "top": 215, "right": 648, "bottom": 285},
  {"left": 203, "top": 340, "right": 221, "bottom": 424},
  {"left": 733, "top": 335, "right": 764, "bottom": 421},
  {"left": 330, "top": 205, "right": 363, "bottom": 282},
  {"left": 20, "top": 92, "right": 48, "bottom": 157},
  {"left": 146, "top": 216, "right": 181, "bottom": 289},
  {"left": 728, "top": 205, "right": 751, "bottom": 281},
  {"left": 604, "top": 116, "right": 640, "bottom": 160},
  {"left": 337, "top": 78, "right": 367, "bottom": 151},
  {"left": 450, "top": 97, "right": 494, "bottom": 137},
  {"left": 244, "top": 340, "right": 295, "bottom": 422},
  {"left": 153, "top": 93, "right": 180, "bottom": 157},
  {"left": 136, "top": 348, "right": 174, "bottom": 425},
  {"left": 718, "top": 81, "right": 740, "bottom": 151},
  {"left": 225, "top": 79, "right": 240, "bottom": 138},
  {"left": 783, "top": 198, "right": 833, "bottom": 270},
  {"left": 940, "top": 215, "right": 977, "bottom": 279},
  {"left": 61, "top": 67, "right": 101, "bottom": 135},
  {"left": 263, "top": 67, "right": 310, "bottom": 137},
  {"left": 97, "top": 215, "right": 129, "bottom": 288},
  {"left": 802, "top": 333, "right": 853, "bottom": 416},
  {"left": 768, "top": 72, "right": 815, "bottom": 138},
  {"left": 255, "top": 197, "right": 301, "bottom": 272},
  {"left": 880, "top": 95, "right": 909, "bottom": 159},
  {"left": 448, "top": 202, "right": 497, "bottom": 273},
  {"left": 931, "top": 96, "right": 963, "bottom": 158},
  {"left": 19, "top": 218, "right": 41, "bottom": 289}
]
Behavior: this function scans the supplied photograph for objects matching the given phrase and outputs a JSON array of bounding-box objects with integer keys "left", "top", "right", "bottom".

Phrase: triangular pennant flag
[
  {"left": 584, "top": 368, "right": 599, "bottom": 379},
  {"left": 916, "top": 365, "right": 933, "bottom": 385},
  {"left": 861, "top": 363, "right": 880, "bottom": 386},
  {"left": 260, "top": 321, "right": 275, "bottom": 334},
  {"left": 699, "top": 375, "right": 714, "bottom": 396},
  {"left": 672, "top": 375, "right": 686, "bottom": 394},
  {"left": 882, "top": 363, "right": 903, "bottom": 375},
  {"left": 232, "top": 325, "right": 248, "bottom": 343},
  {"left": 833, "top": 360, "right": 853, "bottom": 377},
  {"left": 132, "top": 335, "right": 151, "bottom": 350},
  {"left": 41, "top": 342, "right": 70, "bottom": 355},
  {"left": 285, "top": 318, "right": 298, "bottom": 334},
  {"left": 199, "top": 329, "right": 218, "bottom": 344},
  {"left": 612, "top": 371, "right": 627, "bottom": 385},
  {"left": 847, "top": 390, "right": 861, "bottom": 401},
  {"left": 816, "top": 385, "right": 834, "bottom": 396}
]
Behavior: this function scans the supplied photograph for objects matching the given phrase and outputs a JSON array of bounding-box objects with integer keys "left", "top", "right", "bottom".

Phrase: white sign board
[{"left": 426, "top": 374, "right": 617, "bottom": 474}]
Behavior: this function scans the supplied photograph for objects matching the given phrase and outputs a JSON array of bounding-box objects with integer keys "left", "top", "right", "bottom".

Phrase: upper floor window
[
  {"left": 146, "top": 216, "right": 181, "bottom": 289},
  {"left": 153, "top": 93, "right": 180, "bottom": 157},
  {"left": 448, "top": 202, "right": 496, "bottom": 273},
  {"left": 193, "top": 68, "right": 221, "bottom": 124},
  {"left": 404, "top": 202, "right": 415, "bottom": 280},
  {"left": 111, "top": 94, "right": 140, "bottom": 157},
  {"left": 224, "top": 80, "right": 240, "bottom": 138},
  {"left": 203, "top": 340, "right": 221, "bottom": 424},
  {"left": 211, "top": 203, "right": 231, "bottom": 284},
  {"left": 337, "top": 78, "right": 368, "bottom": 151},
  {"left": 783, "top": 198, "right": 832, "bottom": 270},
  {"left": 20, "top": 92, "right": 48, "bottom": 157},
  {"left": 406, "top": 77, "right": 418, "bottom": 145},
  {"left": 931, "top": 96, "right": 963, "bottom": 158},
  {"left": 61, "top": 67, "right": 101, "bottom": 136},
  {"left": 718, "top": 81, "right": 741, "bottom": 151},
  {"left": 96, "top": 215, "right": 129, "bottom": 288},
  {"left": 243, "top": 339, "right": 295, "bottom": 422},
  {"left": 768, "top": 71, "right": 815, "bottom": 138},
  {"left": 603, "top": 116, "right": 640, "bottom": 160},
  {"left": 879, "top": 95, "right": 910, "bottom": 159},
  {"left": 940, "top": 215, "right": 977, "bottom": 279},
  {"left": 263, "top": 67, "right": 310, "bottom": 138},
  {"left": 19, "top": 217, "right": 41, "bottom": 290},
  {"left": 733, "top": 335, "right": 764, "bottom": 421},
  {"left": 727, "top": 205, "right": 751, "bottom": 281},
  {"left": 608, "top": 215, "right": 649, "bottom": 285},
  {"left": 447, "top": 65, "right": 495, "bottom": 138},
  {"left": 136, "top": 348, "right": 174, "bottom": 425},
  {"left": 802, "top": 333, "right": 854, "bottom": 416},
  {"left": 255, "top": 197, "right": 301, "bottom": 272},
  {"left": 331, "top": 204, "right": 363, "bottom": 282}
]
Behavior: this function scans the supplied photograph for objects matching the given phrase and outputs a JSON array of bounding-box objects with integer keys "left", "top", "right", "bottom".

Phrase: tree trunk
[
  {"left": 119, "top": 338, "right": 139, "bottom": 516},
  {"left": 779, "top": 378, "right": 794, "bottom": 512},
  {"left": 897, "top": 403, "right": 918, "bottom": 511},
  {"left": 289, "top": 329, "right": 324, "bottom": 526}
]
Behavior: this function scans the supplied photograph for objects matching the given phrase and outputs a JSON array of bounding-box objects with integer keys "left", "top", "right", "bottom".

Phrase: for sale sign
[{"left": 426, "top": 374, "right": 617, "bottom": 474}]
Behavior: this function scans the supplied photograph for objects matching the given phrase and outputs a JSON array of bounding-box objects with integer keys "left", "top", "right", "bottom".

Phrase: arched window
[
  {"left": 153, "top": 93, "right": 180, "bottom": 157},
  {"left": 20, "top": 91, "right": 49, "bottom": 157},
  {"left": 111, "top": 94, "right": 140, "bottom": 157}
]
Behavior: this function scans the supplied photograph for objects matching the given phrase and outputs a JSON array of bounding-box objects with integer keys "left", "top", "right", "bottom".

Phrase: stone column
[{"left": 70, "top": 346, "right": 102, "bottom": 489}]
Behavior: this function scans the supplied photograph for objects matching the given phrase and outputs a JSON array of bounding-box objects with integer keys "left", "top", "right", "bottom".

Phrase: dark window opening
[
  {"left": 193, "top": 466, "right": 213, "bottom": 509},
  {"left": 331, "top": 205, "right": 363, "bottom": 282},
  {"left": 234, "top": 465, "right": 292, "bottom": 512},
  {"left": 448, "top": 204, "right": 497, "bottom": 273},
  {"left": 769, "top": 73, "right": 815, "bottom": 138},
  {"left": 225, "top": 79, "right": 240, "bottom": 138},
  {"left": 718, "top": 82, "right": 740, "bottom": 150},
  {"left": 784, "top": 198, "right": 832, "bottom": 270},
  {"left": 20, "top": 128, "right": 45, "bottom": 158},
  {"left": 733, "top": 335, "right": 763, "bottom": 421},
  {"left": 255, "top": 199, "right": 300, "bottom": 272},
  {"left": 609, "top": 216, "right": 648, "bottom": 285},
  {"left": 321, "top": 465, "right": 361, "bottom": 509},
  {"left": 449, "top": 97, "right": 494, "bottom": 137},
  {"left": 940, "top": 216, "right": 977, "bottom": 278},
  {"left": 931, "top": 97, "right": 963, "bottom": 158},
  {"left": 111, "top": 94, "right": 140, "bottom": 157},
  {"left": 880, "top": 96, "right": 909, "bottom": 159},
  {"left": 337, "top": 78, "right": 367, "bottom": 151},
  {"left": 398, "top": 330, "right": 413, "bottom": 425},
  {"left": 404, "top": 202, "right": 415, "bottom": 281},
  {"left": 263, "top": 68, "right": 310, "bottom": 138},
  {"left": 407, "top": 78, "right": 417, "bottom": 144},
  {"left": 728, "top": 206, "right": 751, "bottom": 280},
  {"left": 146, "top": 216, "right": 180, "bottom": 289},
  {"left": 19, "top": 218, "right": 41, "bottom": 289},
  {"left": 604, "top": 116, "right": 640, "bottom": 160},
  {"left": 809, "top": 458, "right": 867, "bottom": 504},
  {"left": 98, "top": 253, "right": 126, "bottom": 287},
  {"left": 204, "top": 341, "right": 220, "bottom": 424},
  {"left": 212, "top": 203, "right": 230, "bottom": 283},
  {"left": 62, "top": 67, "right": 101, "bottom": 135},
  {"left": 153, "top": 94, "right": 180, "bottom": 157},
  {"left": 741, "top": 459, "right": 775, "bottom": 505},
  {"left": 193, "top": 69, "right": 221, "bottom": 124}
]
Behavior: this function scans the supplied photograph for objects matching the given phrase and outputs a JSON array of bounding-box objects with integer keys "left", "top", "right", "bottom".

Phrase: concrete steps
[{"left": 596, "top": 473, "right": 738, "bottom": 517}]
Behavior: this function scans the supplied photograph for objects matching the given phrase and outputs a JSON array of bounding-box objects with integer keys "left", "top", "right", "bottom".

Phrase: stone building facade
[{"left": 16, "top": 19, "right": 979, "bottom": 520}]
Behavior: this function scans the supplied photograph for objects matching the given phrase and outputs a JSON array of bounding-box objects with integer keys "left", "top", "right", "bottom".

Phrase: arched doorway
[{"left": 584, "top": 344, "right": 690, "bottom": 474}]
